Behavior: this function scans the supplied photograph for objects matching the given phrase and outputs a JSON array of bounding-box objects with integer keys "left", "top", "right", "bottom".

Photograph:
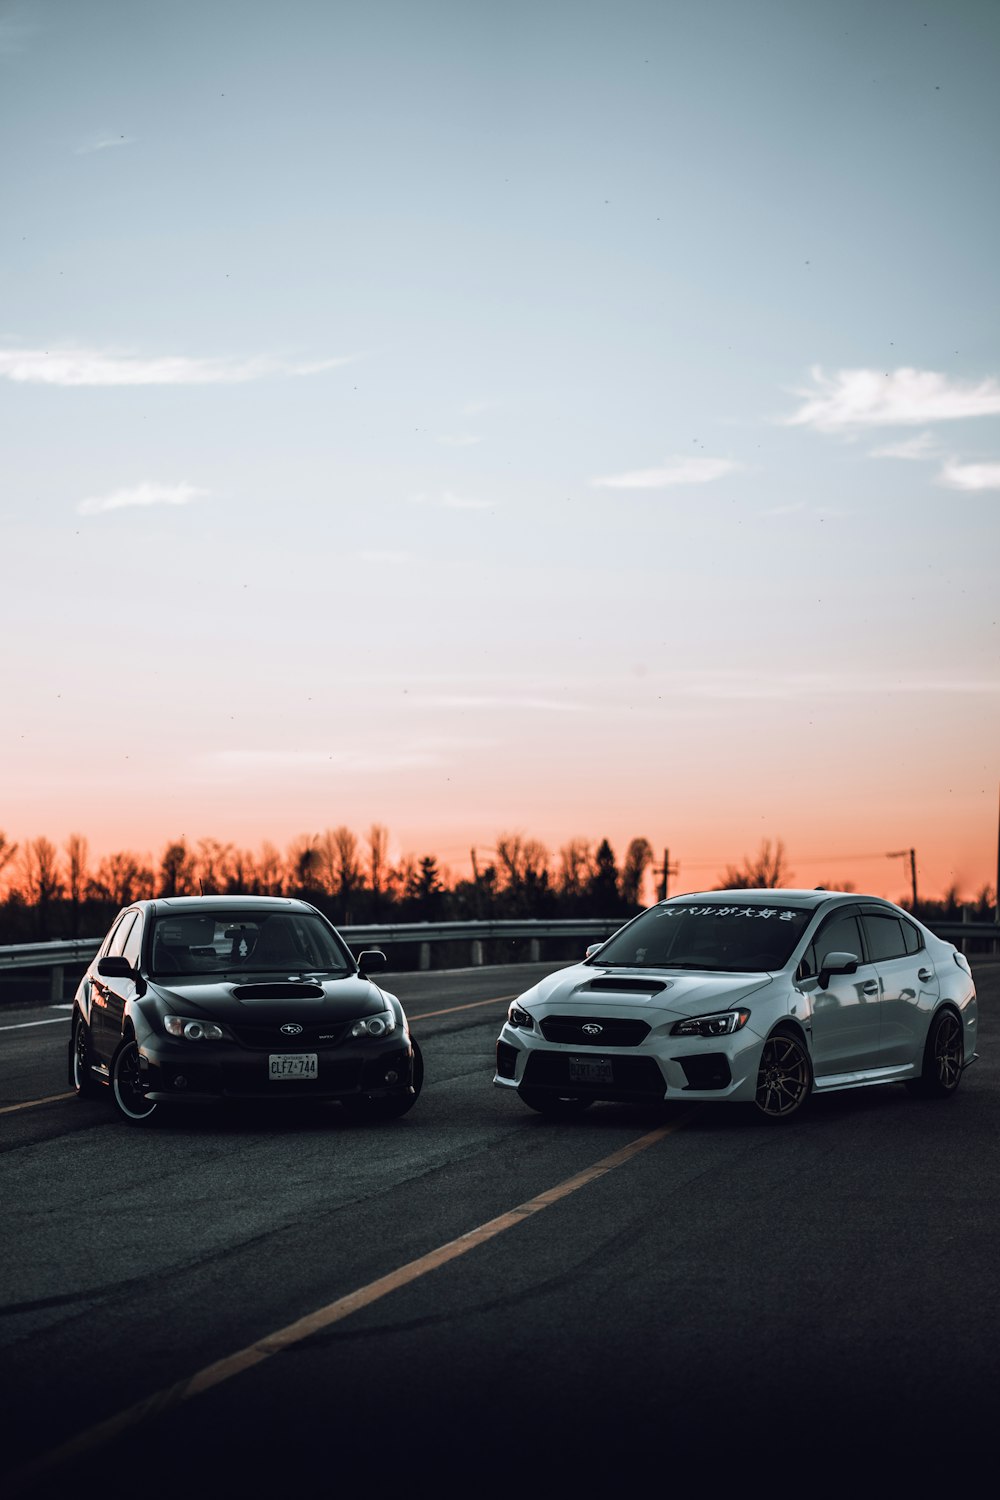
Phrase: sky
[{"left": 1, "top": 0, "right": 998, "bottom": 905}]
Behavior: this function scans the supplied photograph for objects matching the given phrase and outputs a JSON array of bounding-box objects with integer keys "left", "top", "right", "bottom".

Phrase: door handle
[
  {"left": 862, "top": 980, "right": 879, "bottom": 996},
  {"left": 917, "top": 967, "right": 933, "bottom": 983}
]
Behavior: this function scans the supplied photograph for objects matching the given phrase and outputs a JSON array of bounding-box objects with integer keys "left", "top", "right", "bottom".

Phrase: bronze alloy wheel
[
  {"left": 907, "top": 1007, "right": 964, "bottom": 1099},
  {"left": 754, "top": 1028, "right": 813, "bottom": 1120}
]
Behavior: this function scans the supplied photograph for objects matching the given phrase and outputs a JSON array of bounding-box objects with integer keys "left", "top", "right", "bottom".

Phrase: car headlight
[
  {"left": 670, "top": 1008, "right": 751, "bottom": 1038},
  {"left": 507, "top": 1003, "right": 534, "bottom": 1030},
  {"left": 351, "top": 1009, "right": 397, "bottom": 1039},
  {"left": 163, "top": 1015, "right": 225, "bottom": 1041}
]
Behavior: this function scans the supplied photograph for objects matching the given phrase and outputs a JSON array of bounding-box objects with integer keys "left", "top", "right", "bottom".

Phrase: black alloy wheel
[
  {"left": 906, "top": 1008, "right": 964, "bottom": 1099},
  {"left": 754, "top": 1027, "right": 813, "bottom": 1120},
  {"left": 71, "top": 1014, "right": 102, "bottom": 1099},
  {"left": 111, "top": 1037, "right": 159, "bottom": 1125}
]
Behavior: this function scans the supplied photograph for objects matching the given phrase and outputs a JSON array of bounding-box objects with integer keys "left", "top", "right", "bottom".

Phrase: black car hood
[{"left": 144, "top": 972, "right": 389, "bottom": 1021}]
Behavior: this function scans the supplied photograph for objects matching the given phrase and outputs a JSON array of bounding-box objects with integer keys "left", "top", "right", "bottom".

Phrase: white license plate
[{"left": 268, "top": 1053, "right": 318, "bottom": 1080}]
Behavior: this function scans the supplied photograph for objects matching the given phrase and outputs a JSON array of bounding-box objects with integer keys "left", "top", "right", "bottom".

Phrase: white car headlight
[
  {"left": 163, "top": 1015, "right": 224, "bottom": 1041},
  {"left": 507, "top": 1003, "right": 534, "bottom": 1030},
  {"left": 670, "top": 1008, "right": 751, "bottom": 1038},
  {"left": 351, "top": 1009, "right": 397, "bottom": 1039}
]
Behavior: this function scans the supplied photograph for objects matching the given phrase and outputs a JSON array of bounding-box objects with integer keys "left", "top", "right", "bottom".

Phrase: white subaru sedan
[{"left": 494, "top": 889, "right": 978, "bottom": 1121}]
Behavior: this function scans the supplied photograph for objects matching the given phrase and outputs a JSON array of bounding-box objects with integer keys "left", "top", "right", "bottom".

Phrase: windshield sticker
[{"left": 664, "top": 906, "right": 799, "bottom": 921}]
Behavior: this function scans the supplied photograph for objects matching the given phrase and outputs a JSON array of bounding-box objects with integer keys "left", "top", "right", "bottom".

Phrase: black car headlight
[
  {"left": 351, "top": 1009, "right": 397, "bottom": 1039},
  {"left": 670, "top": 1008, "right": 751, "bottom": 1038},
  {"left": 163, "top": 1016, "right": 225, "bottom": 1041},
  {"left": 507, "top": 1003, "right": 534, "bottom": 1030}
]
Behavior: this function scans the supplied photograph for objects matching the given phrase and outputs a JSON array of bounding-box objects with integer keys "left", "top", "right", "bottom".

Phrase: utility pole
[
  {"left": 887, "top": 849, "right": 917, "bottom": 911},
  {"left": 655, "top": 848, "right": 679, "bottom": 901}
]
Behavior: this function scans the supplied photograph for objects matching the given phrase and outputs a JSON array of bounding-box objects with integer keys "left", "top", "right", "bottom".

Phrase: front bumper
[
  {"left": 494, "top": 1021, "right": 763, "bottom": 1105},
  {"left": 134, "top": 1033, "right": 418, "bottom": 1105}
]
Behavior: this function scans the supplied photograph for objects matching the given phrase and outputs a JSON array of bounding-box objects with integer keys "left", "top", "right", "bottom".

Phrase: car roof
[
  {"left": 140, "top": 895, "right": 316, "bottom": 916},
  {"left": 664, "top": 889, "right": 870, "bottom": 910}
]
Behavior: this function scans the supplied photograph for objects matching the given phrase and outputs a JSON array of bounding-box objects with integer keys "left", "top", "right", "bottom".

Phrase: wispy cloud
[
  {"left": 74, "top": 133, "right": 135, "bottom": 156},
  {"left": 408, "top": 490, "right": 491, "bottom": 509},
  {"left": 0, "top": 347, "right": 354, "bottom": 387},
  {"left": 591, "top": 456, "right": 741, "bottom": 489},
  {"left": 198, "top": 740, "right": 489, "bottom": 776},
  {"left": 77, "top": 482, "right": 210, "bottom": 516},
  {"left": 784, "top": 366, "right": 1000, "bottom": 431},
  {"left": 357, "top": 549, "right": 413, "bottom": 564},
  {"left": 870, "top": 431, "right": 940, "bottom": 461},
  {"left": 411, "top": 695, "right": 588, "bottom": 713},
  {"left": 936, "top": 458, "right": 1000, "bottom": 492},
  {"left": 688, "top": 670, "right": 1000, "bottom": 701}
]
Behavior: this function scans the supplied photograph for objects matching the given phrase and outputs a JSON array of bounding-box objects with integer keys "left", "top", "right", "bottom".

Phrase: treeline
[
  {"left": 1, "top": 828, "right": 994, "bottom": 945},
  {"left": 0, "top": 827, "right": 661, "bottom": 943}
]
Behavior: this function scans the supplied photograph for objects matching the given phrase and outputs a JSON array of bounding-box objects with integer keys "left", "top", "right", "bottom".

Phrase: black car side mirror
[
  {"left": 357, "top": 949, "right": 387, "bottom": 977},
  {"left": 96, "top": 954, "right": 146, "bottom": 994},
  {"left": 818, "top": 950, "right": 860, "bottom": 989},
  {"left": 98, "top": 955, "right": 136, "bottom": 978}
]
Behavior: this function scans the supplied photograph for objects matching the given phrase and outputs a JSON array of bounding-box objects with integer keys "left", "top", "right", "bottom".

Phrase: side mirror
[
  {"left": 585, "top": 943, "right": 604, "bottom": 960},
  {"left": 97, "top": 955, "right": 136, "bottom": 979},
  {"left": 818, "top": 950, "right": 859, "bottom": 988},
  {"left": 357, "top": 949, "right": 387, "bottom": 977}
]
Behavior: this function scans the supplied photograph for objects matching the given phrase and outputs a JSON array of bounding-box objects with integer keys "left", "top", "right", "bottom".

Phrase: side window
[
  {"left": 862, "top": 913, "right": 907, "bottom": 961},
  {"left": 108, "top": 912, "right": 138, "bottom": 957},
  {"left": 901, "top": 920, "right": 924, "bottom": 956},
  {"left": 801, "top": 913, "right": 863, "bottom": 977},
  {"left": 121, "top": 913, "right": 144, "bottom": 969},
  {"left": 98, "top": 913, "right": 129, "bottom": 958}
]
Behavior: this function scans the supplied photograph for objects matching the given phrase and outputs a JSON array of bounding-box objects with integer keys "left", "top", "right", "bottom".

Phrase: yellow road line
[
  {"left": 0, "top": 1091, "right": 75, "bottom": 1116},
  {"left": 414, "top": 991, "right": 518, "bottom": 1019},
  {"left": 5, "top": 1114, "right": 691, "bottom": 1492}
]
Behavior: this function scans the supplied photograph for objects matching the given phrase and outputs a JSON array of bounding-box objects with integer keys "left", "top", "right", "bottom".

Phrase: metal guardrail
[
  {"left": 0, "top": 916, "right": 997, "bottom": 1004},
  {"left": 0, "top": 919, "right": 626, "bottom": 1003}
]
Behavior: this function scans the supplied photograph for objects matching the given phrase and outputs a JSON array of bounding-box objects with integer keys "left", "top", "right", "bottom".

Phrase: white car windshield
[
  {"left": 591, "top": 903, "right": 811, "bottom": 973},
  {"left": 149, "top": 912, "right": 353, "bottom": 977}
]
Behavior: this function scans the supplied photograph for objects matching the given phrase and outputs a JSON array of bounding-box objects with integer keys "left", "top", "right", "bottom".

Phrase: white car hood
[{"left": 526, "top": 962, "right": 773, "bottom": 1017}]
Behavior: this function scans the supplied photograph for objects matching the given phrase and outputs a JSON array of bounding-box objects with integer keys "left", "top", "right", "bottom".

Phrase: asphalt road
[{"left": 2, "top": 958, "right": 998, "bottom": 1496}]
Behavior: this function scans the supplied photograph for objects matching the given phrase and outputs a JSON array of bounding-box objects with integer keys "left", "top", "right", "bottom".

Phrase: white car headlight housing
[
  {"left": 507, "top": 1003, "right": 534, "bottom": 1030},
  {"left": 163, "top": 1015, "right": 225, "bottom": 1041},
  {"left": 670, "top": 1008, "right": 751, "bottom": 1038},
  {"left": 351, "top": 1009, "right": 397, "bottom": 1039}
]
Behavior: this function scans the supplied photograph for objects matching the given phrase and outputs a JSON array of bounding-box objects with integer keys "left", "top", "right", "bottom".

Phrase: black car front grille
[
  {"left": 522, "top": 1051, "right": 664, "bottom": 1099},
  {"left": 228, "top": 1023, "right": 353, "bottom": 1050},
  {"left": 539, "top": 1015, "right": 651, "bottom": 1047}
]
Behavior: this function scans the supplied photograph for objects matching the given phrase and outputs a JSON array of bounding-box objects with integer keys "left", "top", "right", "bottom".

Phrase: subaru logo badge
[
  {"left": 280, "top": 1023, "right": 303, "bottom": 1036},
  {"left": 582, "top": 1023, "right": 603, "bottom": 1036}
]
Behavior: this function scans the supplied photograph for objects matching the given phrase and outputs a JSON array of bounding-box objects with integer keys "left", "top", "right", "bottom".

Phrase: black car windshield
[
  {"left": 590, "top": 902, "right": 811, "bottom": 973},
  {"left": 149, "top": 911, "right": 353, "bottom": 977}
]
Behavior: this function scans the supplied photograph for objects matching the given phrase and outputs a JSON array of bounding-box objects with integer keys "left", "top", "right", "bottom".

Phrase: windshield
[
  {"left": 149, "top": 911, "right": 353, "bottom": 977},
  {"left": 591, "top": 902, "right": 811, "bottom": 973}
]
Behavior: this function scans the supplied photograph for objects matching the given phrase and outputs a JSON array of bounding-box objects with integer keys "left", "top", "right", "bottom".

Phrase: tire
[
  {"left": 111, "top": 1037, "right": 159, "bottom": 1125},
  {"left": 70, "top": 1014, "right": 103, "bottom": 1099},
  {"left": 343, "top": 1039, "right": 423, "bottom": 1121},
  {"left": 906, "top": 1008, "right": 964, "bottom": 1099},
  {"left": 519, "top": 1090, "right": 593, "bottom": 1117},
  {"left": 753, "top": 1026, "right": 813, "bottom": 1120}
]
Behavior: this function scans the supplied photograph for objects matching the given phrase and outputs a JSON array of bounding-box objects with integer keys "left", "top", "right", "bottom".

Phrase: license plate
[
  {"left": 268, "top": 1053, "right": 318, "bottom": 1080},
  {"left": 568, "top": 1055, "right": 613, "bottom": 1084}
]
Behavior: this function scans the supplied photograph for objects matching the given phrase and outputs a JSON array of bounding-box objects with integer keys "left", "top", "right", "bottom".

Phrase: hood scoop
[
  {"left": 584, "top": 976, "right": 668, "bottom": 995},
  {"left": 231, "top": 982, "right": 325, "bottom": 1001}
]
